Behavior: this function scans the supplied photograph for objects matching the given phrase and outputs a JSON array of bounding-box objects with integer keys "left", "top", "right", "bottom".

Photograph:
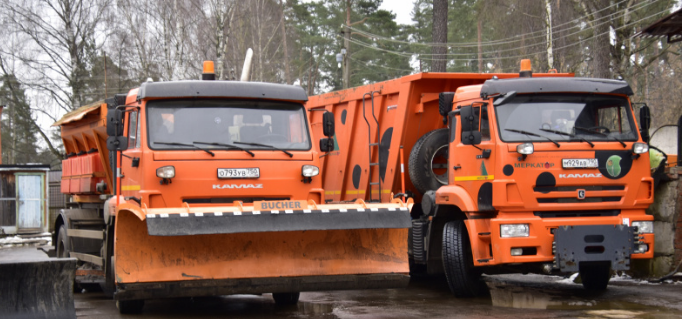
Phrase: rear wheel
[
  {"left": 272, "top": 292, "right": 300, "bottom": 305},
  {"left": 408, "top": 129, "right": 449, "bottom": 195},
  {"left": 56, "top": 226, "right": 81, "bottom": 293},
  {"left": 117, "top": 299, "right": 145, "bottom": 314},
  {"left": 579, "top": 262, "right": 611, "bottom": 291},
  {"left": 442, "top": 220, "right": 487, "bottom": 297}
]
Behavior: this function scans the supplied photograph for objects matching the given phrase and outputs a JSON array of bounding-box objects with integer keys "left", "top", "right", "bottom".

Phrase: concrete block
[
  {"left": 648, "top": 180, "right": 679, "bottom": 223},
  {"left": 651, "top": 256, "right": 674, "bottom": 278},
  {"left": 654, "top": 221, "right": 675, "bottom": 255}
]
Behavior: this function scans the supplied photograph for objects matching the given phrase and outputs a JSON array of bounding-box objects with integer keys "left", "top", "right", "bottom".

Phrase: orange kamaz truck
[
  {"left": 52, "top": 62, "right": 411, "bottom": 313},
  {"left": 306, "top": 61, "right": 654, "bottom": 297}
]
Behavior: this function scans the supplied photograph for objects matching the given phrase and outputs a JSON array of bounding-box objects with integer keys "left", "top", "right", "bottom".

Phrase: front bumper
[{"left": 473, "top": 211, "right": 654, "bottom": 267}]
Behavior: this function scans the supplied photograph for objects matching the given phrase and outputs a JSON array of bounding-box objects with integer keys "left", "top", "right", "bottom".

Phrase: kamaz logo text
[
  {"left": 558, "top": 173, "right": 602, "bottom": 178},
  {"left": 213, "top": 184, "right": 263, "bottom": 189}
]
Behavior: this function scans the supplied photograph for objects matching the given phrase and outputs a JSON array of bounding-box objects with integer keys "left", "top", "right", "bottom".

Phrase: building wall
[{"left": 632, "top": 167, "right": 681, "bottom": 277}]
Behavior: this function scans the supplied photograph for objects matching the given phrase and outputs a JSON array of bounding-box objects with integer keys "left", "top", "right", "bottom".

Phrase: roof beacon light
[
  {"left": 519, "top": 59, "right": 532, "bottom": 78},
  {"left": 202, "top": 61, "right": 216, "bottom": 81}
]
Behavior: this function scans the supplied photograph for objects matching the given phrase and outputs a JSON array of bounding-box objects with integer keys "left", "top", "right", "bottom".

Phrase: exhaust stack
[{"left": 240, "top": 48, "right": 254, "bottom": 82}]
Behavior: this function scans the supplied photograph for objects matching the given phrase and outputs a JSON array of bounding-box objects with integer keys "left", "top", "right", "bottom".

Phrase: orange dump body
[{"left": 306, "top": 71, "right": 654, "bottom": 273}]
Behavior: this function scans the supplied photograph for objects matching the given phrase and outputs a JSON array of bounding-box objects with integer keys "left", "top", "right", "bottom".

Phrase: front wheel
[
  {"left": 272, "top": 292, "right": 300, "bottom": 305},
  {"left": 579, "top": 262, "right": 611, "bottom": 291},
  {"left": 117, "top": 299, "right": 145, "bottom": 314},
  {"left": 442, "top": 220, "right": 487, "bottom": 297}
]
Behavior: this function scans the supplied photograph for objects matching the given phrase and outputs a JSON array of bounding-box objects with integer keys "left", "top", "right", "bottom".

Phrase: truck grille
[
  {"left": 533, "top": 185, "right": 625, "bottom": 193},
  {"left": 534, "top": 209, "right": 620, "bottom": 218},
  {"left": 537, "top": 197, "right": 621, "bottom": 203}
]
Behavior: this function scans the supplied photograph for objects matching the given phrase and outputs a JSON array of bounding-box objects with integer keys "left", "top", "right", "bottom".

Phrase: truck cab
[
  {"left": 432, "top": 75, "right": 654, "bottom": 295},
  {"left": 117, "top": 80, "right": 324, "bottom": 210}
]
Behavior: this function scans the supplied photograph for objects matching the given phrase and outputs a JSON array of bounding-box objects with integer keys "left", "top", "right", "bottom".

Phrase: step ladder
[{"left": 362, "top": 91, "right": 382, "bottom": 203}]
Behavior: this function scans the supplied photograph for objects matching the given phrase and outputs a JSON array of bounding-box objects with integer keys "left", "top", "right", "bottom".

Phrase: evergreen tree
[{"left": 0, "top": 74, "right": 40, "bottom": 164}]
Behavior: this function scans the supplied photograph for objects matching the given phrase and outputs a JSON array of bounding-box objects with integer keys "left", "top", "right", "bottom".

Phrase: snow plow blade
[
  {"left": 0, "top": 258, "right": 76, "bottom": 319},
  {"left": 114, "top": 200, "right": 412, "bottom": 300}
]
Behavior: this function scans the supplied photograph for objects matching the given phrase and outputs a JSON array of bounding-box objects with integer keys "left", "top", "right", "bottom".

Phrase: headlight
[
  {"left": 156, "top": 166, "right": 175, "bottom": 179},
  {"left": 501, "top": 224, "right": 530, "bottom": 238},
  {"left": 516, "top": 143, "right": 534, "bottom": 155},
  {"left": 632, "top": 221, "right": 653, "bottom": 234},
  {"left": 302, "top": 165, "right": 319, "bottom": 177},
  {"left": 632, "top": 142, "right": 648, "bottom": 154}
]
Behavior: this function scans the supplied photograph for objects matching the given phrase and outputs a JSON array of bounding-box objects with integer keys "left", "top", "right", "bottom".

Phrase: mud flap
[
  {"left": 146, "top": 207, "right": 411, "bottom": 236},
  {"left": 0, "top": 258, "right": 77, "bottom": 319},
  {"left": 554, "top": 225, "right": 634, "bottom": 272}
]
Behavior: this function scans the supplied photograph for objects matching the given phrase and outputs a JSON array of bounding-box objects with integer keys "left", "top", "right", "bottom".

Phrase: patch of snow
[
  {"left": 556, "top": 272, "right": 579, "bottom": 284},
  {"left": 0, "top": 234, "right": 51, "bottom": 248}
]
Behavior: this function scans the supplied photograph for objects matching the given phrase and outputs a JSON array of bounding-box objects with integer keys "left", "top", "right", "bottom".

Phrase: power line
[
  {"left": 344, "top": 7, "right": 669, "bottom": 64},
  {"left": 348, "top": 0, "right": 663, "bottom": 58},
  {"left": 349, "top": 0, "right": 653, "bottom": 49}
]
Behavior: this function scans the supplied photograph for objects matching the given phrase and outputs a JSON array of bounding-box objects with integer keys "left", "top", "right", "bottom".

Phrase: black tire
[
  {"left": 442, "top": 221, "right": 486, "bottom": 297},
  {"left": 579, "top": 262, "right": 611, "bottom": 291},
  {"left": 272, "top": 292, "right": 300, "bottom": 305},
  {"left": 117, "top": 299, "right": 145, "bottom": 314},
  {"left": 408, "top": 129, "right": 449, "bottom": 195},
  {"left": 56, "top": 226, "right": 80, "bottom": 293}
]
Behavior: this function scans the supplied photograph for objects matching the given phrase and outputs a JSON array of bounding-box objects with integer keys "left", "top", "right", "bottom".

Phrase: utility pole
[{"left": 545, "top": 0, "right": 554, "bottom": 70}]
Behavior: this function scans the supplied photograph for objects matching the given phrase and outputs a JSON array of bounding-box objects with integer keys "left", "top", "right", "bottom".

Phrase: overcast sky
[{"left": 379, "top": 0, "right": 414, "bottom": 25}]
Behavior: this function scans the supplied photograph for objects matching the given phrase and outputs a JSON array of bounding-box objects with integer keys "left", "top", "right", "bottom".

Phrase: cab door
[{"left": 450, "top": 103, "right": 495, "bottom": 212}]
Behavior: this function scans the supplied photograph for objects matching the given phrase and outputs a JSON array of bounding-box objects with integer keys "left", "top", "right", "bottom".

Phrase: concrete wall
[{"left": 632, "top": 167, "right": 681, "bottom": 277}]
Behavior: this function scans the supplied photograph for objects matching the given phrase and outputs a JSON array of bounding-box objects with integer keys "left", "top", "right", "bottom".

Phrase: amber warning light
[
  {"left": 202, "top": 61, "right": 216, "bottom": 80},
  {"left": 519, "top": 59, "right": 532, "bottom": 78}
]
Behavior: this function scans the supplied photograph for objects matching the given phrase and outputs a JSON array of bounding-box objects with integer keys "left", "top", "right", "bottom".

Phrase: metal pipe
[{"left": 240, "top": 48, "right": 254, "bottom": 82}]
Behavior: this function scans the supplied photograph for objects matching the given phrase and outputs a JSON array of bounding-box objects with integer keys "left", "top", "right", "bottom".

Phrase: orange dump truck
[
  {"left": 52, "top": 63, "right": 411, "bottom": 313},
  {"left": 306, "top": 61, "right": 654, "bottom": 296}
]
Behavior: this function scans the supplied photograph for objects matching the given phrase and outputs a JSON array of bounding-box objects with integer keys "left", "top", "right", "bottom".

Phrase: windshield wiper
[
  {"left": 505, "top": 128, "right": 559, "bottom": 147},
  {"left": 234, "top": 141, "right": 293, "bottom": 157},
  {"left": 574, "top": 126, "right": 626, "bottom": 148},
  {"left": 539, "top": 128, "right": 594, "bottom": 147},
  {"left": 610, "top": 136, "right": 627, "bottom": 148},
  {"left": 154, "top": 141, "right": 215, "bottom": 157},
  {"left": 574, "top": 126, "right": 607, "bottom": 136},
  {"left": 193, "top": 141, "right": 255, "bottom": 157}
]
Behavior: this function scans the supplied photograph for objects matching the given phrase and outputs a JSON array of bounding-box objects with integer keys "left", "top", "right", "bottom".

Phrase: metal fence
[{"left": 48, "top": 171, "right": 67, "bottom": 233}]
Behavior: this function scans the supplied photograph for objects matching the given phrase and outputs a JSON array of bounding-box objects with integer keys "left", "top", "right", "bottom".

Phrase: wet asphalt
[{"left": 74, "top": 273, "right": 682, "bottom": 319}]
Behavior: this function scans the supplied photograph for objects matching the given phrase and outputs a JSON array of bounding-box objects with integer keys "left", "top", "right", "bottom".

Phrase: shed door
[{"left": 17, "top": 174, "right": 43, "bottom": 230}]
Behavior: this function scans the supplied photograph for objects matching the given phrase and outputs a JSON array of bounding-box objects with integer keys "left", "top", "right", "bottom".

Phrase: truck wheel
[
  {"left": 409, "top": 129, "right": 449, "bottom": 195},
  {"left": 56, "top": 226, "right": 80, "bottom": 293},
  {"left": 117, "top": 299, "right": 144, "bottom": 314},
  {"left": 579, "top": 262, "right": 611, "bottom": 291},
  {"left": 442, "top": 220, "right": 486, "bottom": 297},
  {"left": 272, "top": 292, "right": 300, "bottom": 305}
]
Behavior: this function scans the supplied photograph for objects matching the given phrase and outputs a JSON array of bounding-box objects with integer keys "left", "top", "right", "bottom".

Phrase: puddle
[{"left": 296, "top": 301, "right": 336, "bottom": 316}]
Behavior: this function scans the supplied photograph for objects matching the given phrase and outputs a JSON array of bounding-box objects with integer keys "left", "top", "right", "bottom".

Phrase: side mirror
[
  {"left": 460, "top": 105, "right": 476, "bottom": 132},
  {"left": 107, "top": 108, "right": 125, "bottom": 137},
  {"left": 319, "top": 137, "right": 334, "bottom": 152},
  {"left": 322, "top": 112, "right": 335, "bottom": 137},
  {"left": 106, "top": 136, "right": 128, "bottom": 151},
  {"left": 462, "top": 131, "right": 481, "bottom": 145},
  {"left": 639, "top": 105, "right": 651, "bottom": 143}
]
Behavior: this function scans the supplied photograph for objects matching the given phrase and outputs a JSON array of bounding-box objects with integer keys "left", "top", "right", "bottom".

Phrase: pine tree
[{"left": 0, "top": 74, "right": 39, "bottom": 164}]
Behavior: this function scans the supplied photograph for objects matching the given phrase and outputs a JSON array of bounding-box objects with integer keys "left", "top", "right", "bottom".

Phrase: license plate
[
  {"left": 217, "top": 168, "right": 259, "bottom": 179},
  {"left": 562, "top": 158, "right": 598, "bottom": 169}
]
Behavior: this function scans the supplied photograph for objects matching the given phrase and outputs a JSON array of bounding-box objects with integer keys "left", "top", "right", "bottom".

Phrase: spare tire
[{"left": 408, "top": 129, "right": 449, "bottom": 195}]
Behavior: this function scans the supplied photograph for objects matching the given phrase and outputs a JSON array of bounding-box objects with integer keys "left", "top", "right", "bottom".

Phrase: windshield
[
  {"left": 147, "top": 99, "right": 311, "bottom": 150},
  {"left": 495, "top": 94, "right": 638, "bottom": 143}
]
